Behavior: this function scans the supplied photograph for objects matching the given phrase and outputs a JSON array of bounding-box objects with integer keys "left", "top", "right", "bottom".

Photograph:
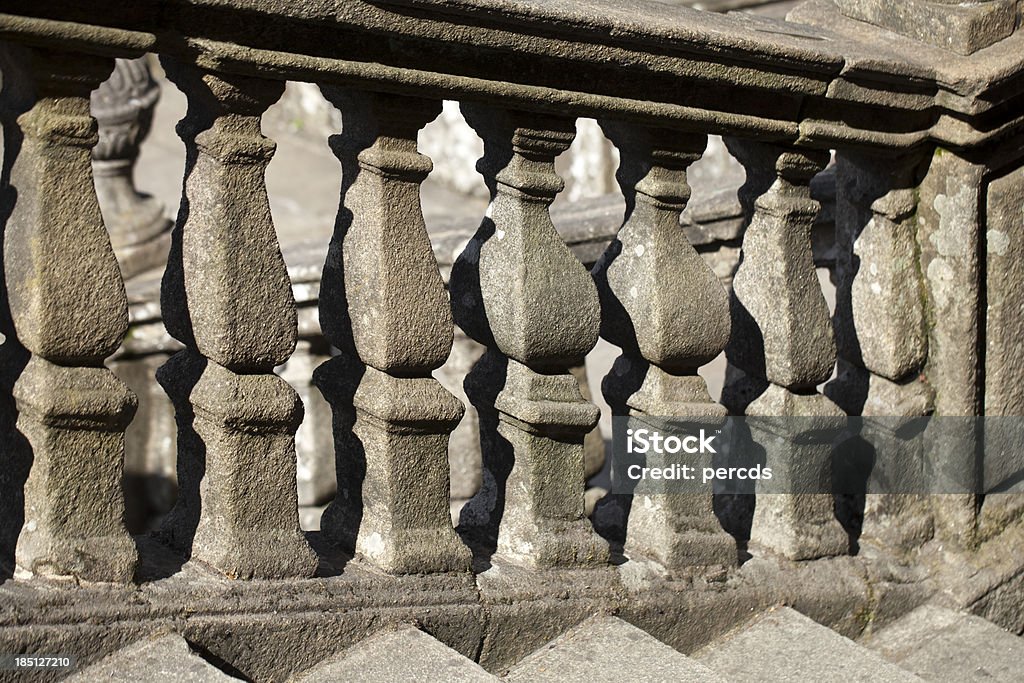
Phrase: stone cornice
[{"left": 1, "top": 0, "right": 1022, "bottom": 149}]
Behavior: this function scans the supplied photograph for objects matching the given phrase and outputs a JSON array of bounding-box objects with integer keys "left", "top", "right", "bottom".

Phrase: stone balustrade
[{"left": 0, "top": 0, "right": 1023, "bottom": 677}]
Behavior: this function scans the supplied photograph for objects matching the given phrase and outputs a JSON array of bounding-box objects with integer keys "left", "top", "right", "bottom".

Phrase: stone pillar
[
  {"left": 451, "top": 105, "right": 607, "bottom": 568},
  {"left": 593, "top": 123, "right": 735, "bottom": 568},
  {"left": 723, "top": 140, "right": 847, "bottom": 560},
  {"left": 979, "top": 160, "right": 1024, "bottom": 538},
  {"left": 916, "top": 147, "right": 986, "bottom": 549},
  {"left": 827, "top": 150, "right": 935, "bottom": 550},
  {"left": 91, "top": 56, "right": 171, "bottom": 279},
  {"left": 156, "top": 59, "right": 316, "bottom": 579},
  {"left": 0, "top": 46, "right": 138, "bottom": 582},
  {"left": 314, "top": 90, "right": 471, "bottom": 573}
]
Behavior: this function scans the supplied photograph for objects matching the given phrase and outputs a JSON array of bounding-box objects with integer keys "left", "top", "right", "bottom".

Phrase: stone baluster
[
  {"left": 451, "top": 105, "right": 608, "bottom": 568},
  {"left": 723, "top": 140, "right": 847, "bottom": 560},
  {"left": 593, "top": 123, "right": 735, "bottom": 568},
  {"left": 91, "top": 56, "right": 171, "bottom": 279},
  {"left": 313, "top": 89, "right": 471, "bottom": 573},
  {"left": 827, "top": 150, "right": 935, "bottom": 549},
  {"left": 156, "top": 60, "right": 316, "bottom": 579},
  {"left": 0, "top": 46, "right": 137, "bottom": 582}
]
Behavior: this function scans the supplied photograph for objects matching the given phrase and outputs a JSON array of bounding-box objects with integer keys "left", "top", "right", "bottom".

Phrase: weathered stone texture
[
  {"left": 314, "top": 89, "right": 470, "bottom": 573},
  {"left": 593, "top": 123, "right": 734, "bottom": 569},
  {"left": 1, "top": 45, "right": 138, "bottom": 583},
  {"left": 866, "top": 605, "right": 1024, "bottom": 681},
  {"left": 916, "top": 148, "right": 984, "bottom": 549},
  {"left": 452, "top": 105, "right": 606, "bottom": 568},
  {"left": 694, "top": 606, "right": 919, "bottom": 681},
  {"left": 835, "top": 0, "right": 1018, "bottom": 56},
  {"left": 983, "top": 163, "right": 1024, "bottom": 416},
  {"left": 723, "top": 139, "right": 846, "bottom": 561},
  {"left": 156, "top": 59, "right": 315, "bottom": 579}
]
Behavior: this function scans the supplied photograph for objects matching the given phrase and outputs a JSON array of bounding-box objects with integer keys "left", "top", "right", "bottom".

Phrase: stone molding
[{"left": 0, "top": 0, "right": 1022, "bottom": 149}]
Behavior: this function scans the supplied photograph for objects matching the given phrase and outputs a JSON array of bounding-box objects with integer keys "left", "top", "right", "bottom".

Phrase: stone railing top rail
[{"left": 2, "top": 0, "right": 1023, "bottom": 149}]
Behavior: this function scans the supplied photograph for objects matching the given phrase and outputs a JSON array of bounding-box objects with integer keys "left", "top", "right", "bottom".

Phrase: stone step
[
  {"left": 290, "top": 626, "right": 497, "bottom": 682},
  {"left": 693, "top": 606, "right": 920, "bottom": 682},
  {"left": 504, "top": 615, "right": 723, "bottom": 682},
  {"left": 66, "top": 633, "right": 240, "bottom": 682},
  {"left": 864, "top": 605, "right": 1024, "bottom": 681}
]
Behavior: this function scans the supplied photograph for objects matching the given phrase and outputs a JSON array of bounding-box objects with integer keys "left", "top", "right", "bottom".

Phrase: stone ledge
[
  {"left": 5, "top": 0, "right": 1024, "bottom": 148},
  {"left": 0, "top": 529, "right": 953, "bottom": 681},
  {"left": 834, "top": 0, "right": 1019, "bottom": 56}
]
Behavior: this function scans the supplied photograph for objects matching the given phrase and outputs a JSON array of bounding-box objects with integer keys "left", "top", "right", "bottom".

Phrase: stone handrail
[
  {"left": 2, "top": 0, "right": 1023, "bottom": 148},
  {"left": 0, "top": 0, "right": 1016, "bottom": 613}
]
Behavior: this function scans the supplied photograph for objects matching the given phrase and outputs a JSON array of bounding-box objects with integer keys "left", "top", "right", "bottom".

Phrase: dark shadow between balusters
[
  {"left": 586, "top": 151, "right": 641, "bottom": 567},
  {"left": 144, "top": 56, "right": 207, "bottom": 578},
  {"left": 0, "top": 45, "right": 38, "bottom": 582},
  {"left": 442, "top": 102, "right": 503, "bottom": 569},
  {"left": 716, "top": 140, "right": 777, "bottom": 566},
  {"left": 308, "top": 122, "right": 369, "bottom": 576},
  {"left": 448, "top": 209, "right": 508, "bottom": 571},
  {"left": 713, "top": 417, "right": 761, "bottom": 567},
  {"left": 147, "top": 351, "right": 207, "bottom": 579},
  {"left": 311, "top": 353, "right": 364, "bottom": 576},
  {"left": 831, "top": 429, "right": 874, "bottom": 556},
  {"left": 0, "top": 344, "right": 31, "bottom": 583},
  {"left": 454, "top": 348, "right": 510, "bottom": 572}
]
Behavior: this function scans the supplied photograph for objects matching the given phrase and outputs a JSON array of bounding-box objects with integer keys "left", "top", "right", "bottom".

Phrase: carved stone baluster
[
  {"left": 313, "top": 89, "right": 471, "bottom": 573},
  {"left": 451, "top": 105, "right": 608, "bottom": 568},
  {"left": 156, "top": 60, "right": 316, "bottom": 579},
  {"left": 827, "top": 150, "right": 934, "bottom": 548},
  {"left": 91, "top": 56, "right": 171, "bottom": 279},
  {"left": 0, "top": 47, "right": 137, "bottom": 582},
  {"left": 593, "top": 124, "right": 735, "bottom": 568},
  {"left": 723, "top": 140, "right": 847, "bottom": 560}
]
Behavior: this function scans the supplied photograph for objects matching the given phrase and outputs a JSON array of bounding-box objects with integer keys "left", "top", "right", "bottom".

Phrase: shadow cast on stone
[
  {"left": 0, "top": 45, "right": 32, "bottom": 582},
  {"left": 724, "top": 297, "right": 767, "bottom": 392},
  {"left": 592, "top": 493, "right": 632, "bottom": 565},
  {"left": 455, "top": 350, "right": 510, "bottom": 571},
  {"left": 151, "top": 350, "right": 207, "bottom": 577},
  {"left": 186, "top": 639, "right": 254, "bottom": 681},
  {"left": 307, "top": 121, "right": 369, "bottom": 570},
  {"left": 0, "top": 274, "right": 30, "bottom": 583},
  {"left": 123, "top": 473, "right": 179, "bottom": 535},
  {"left": 449, "top": 217, "right": 497, "bottom": 350},
  {"left": 713, "top": 494, "right": 755, "bottom": 566},
  {"left": 832, "top": 431, "right": 876, "bottom": 555},
  {"left": 714, "top": 419, "right": 761, "bottom": 566},
  {"left": 0, "top": 382, "right": 30, "bottom": 582},
  {"left": 156, "top": 54, "right": 211, "bottom": 355},
  {"left": 304, "top": 531, "right": 354, "bottom": 578},
  {"left": 312, "top": 353, "right": 366, "bottom": 572}
]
